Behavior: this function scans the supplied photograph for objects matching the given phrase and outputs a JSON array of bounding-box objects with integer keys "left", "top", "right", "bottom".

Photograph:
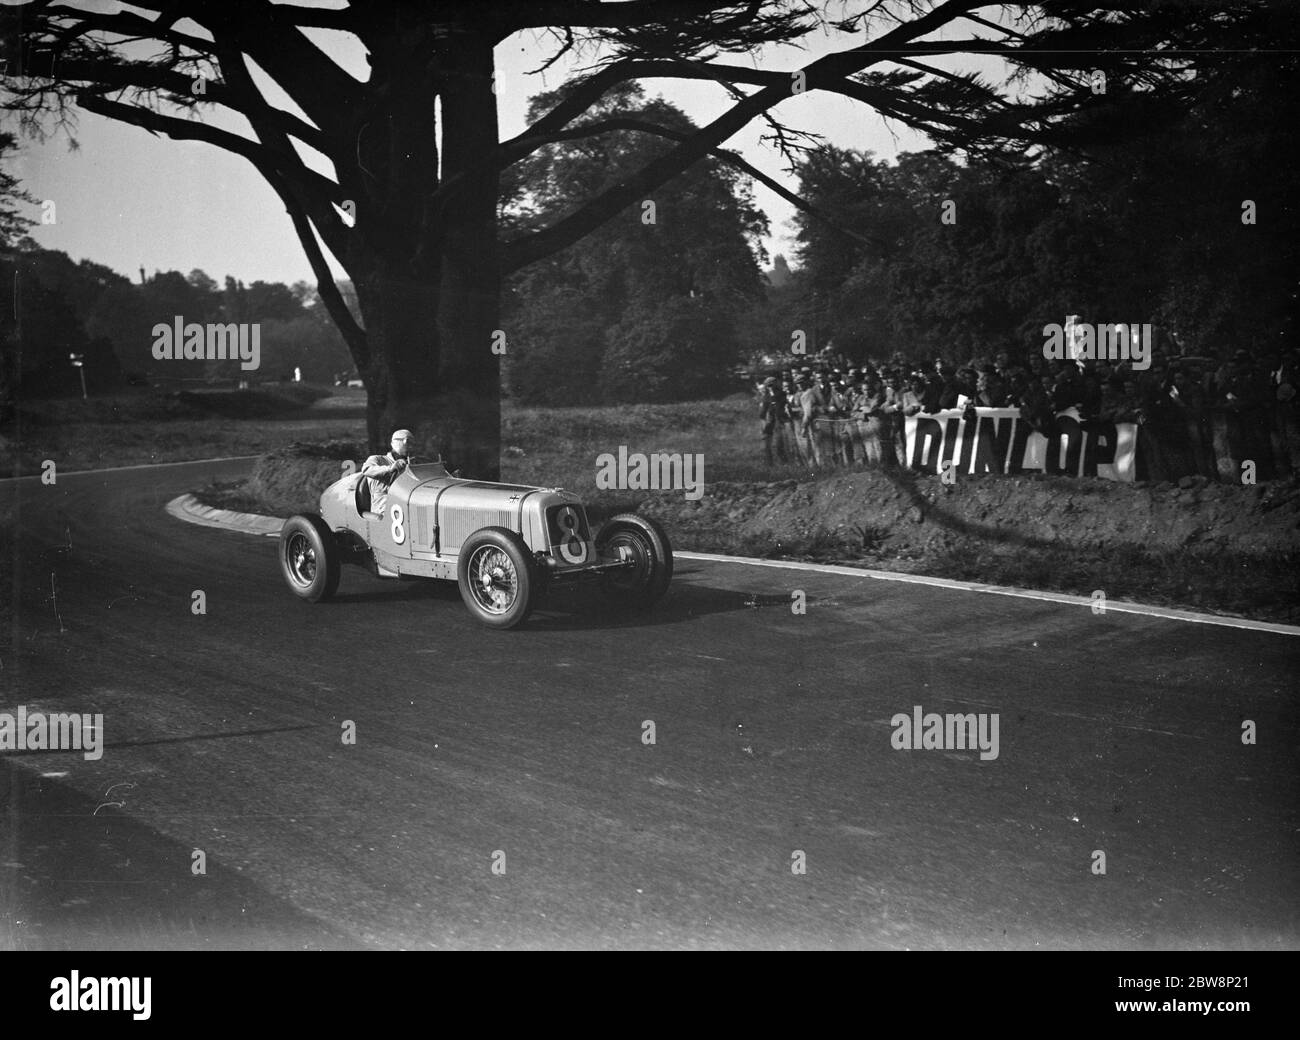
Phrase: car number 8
[
  {"left": 391, "top": 504, "right": 406, "bottom": 544},
  {"left": 557, "top": 506, "right": 586, "bottom": 564}
]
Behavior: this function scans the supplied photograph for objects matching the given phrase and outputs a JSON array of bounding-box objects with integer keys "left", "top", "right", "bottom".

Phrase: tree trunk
[{"left": 352, "top": 22, "right": 501, "bottom": 480}]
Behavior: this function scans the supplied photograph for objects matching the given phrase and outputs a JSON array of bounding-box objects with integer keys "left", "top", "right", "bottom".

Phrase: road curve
[{"left": 1, "top": 459, "right": 1296, "bottom": 949}]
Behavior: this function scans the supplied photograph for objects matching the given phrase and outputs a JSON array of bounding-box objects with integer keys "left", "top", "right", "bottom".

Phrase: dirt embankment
[
  {"left": 198, "top": 445, "right": 1300, "bottom": 622},
  {"left": 638, "top": 470, "right": 1300, "bottom": 559},
  {"left": 242, "top": 441, "right": 366, "bottom": 515},
  {"left": 636, "top": 470, "right": 1299, "bottom": 623}
]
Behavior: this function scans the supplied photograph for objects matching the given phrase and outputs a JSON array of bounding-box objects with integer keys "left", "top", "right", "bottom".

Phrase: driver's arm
[{"left": 360, "top": 454, "right": 402, "bottom": 479}]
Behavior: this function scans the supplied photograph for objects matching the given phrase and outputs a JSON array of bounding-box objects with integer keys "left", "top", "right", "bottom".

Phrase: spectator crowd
[{"left": 756, "top": 343, "right": 1300, "bottom": 482}]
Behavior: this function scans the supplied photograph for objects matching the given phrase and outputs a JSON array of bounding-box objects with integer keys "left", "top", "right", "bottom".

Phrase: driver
[{"left": 361, "top": 429, "right": 414, "bottom": 516}]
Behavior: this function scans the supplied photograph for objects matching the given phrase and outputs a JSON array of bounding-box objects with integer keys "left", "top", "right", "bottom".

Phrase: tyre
[
  {"left": 595, "top": 514, "right": 673, "bottom": 608},
  {"left": 456, "top": 527, "right": 535, "bottom": 630},
  {"left": 279, "top": 514, "right": 341, "bottom": 602}
]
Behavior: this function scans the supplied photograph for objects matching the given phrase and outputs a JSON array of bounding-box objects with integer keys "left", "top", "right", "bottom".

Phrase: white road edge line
[
  {"left": 674, "top": 551, "right": 1300, "bottom": 637},
  {"left": 161, "top": 492, "right": 1299, "bottom": 637},
  {"left": 166, "top": 493, "right": 282, "bottom": 537},
  {"left": 1, "top": 455, "right": 260, "bottom": 482}
]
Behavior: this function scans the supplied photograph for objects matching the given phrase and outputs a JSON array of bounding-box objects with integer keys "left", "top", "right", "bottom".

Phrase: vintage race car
[{"left": 277, "top": 462, "right": 672, "bottom": 629}]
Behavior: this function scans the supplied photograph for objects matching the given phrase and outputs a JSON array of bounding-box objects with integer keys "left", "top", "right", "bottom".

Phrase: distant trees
[
  {"left": 0, "top": 235, "right": 357, "bottom": 396},
  {"left": 503, "top": 84, "right": 766, "bottom": 405},
  {"left": 0, "top": 131, "right": 33, "bottom": 249}
]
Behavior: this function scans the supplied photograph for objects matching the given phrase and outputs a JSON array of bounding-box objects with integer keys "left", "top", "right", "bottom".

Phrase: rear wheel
[
  {"left": 279, "top": 514, "right": 341, "bottom": 602},
  {"left": 456, "top": 527, "right": 535, "bottom": 630},
  {"left": 595, "top": 514, "right": 673, "bottom": 609}
]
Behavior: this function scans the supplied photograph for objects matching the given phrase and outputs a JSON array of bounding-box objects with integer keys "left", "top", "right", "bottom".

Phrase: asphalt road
[{"left": 1, "top": 459, "right": 1296, "bottom": 949}]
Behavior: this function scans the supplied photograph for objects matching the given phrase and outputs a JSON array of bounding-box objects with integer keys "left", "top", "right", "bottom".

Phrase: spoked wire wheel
[
  {"left": 277, "top": 514, "right": 341, "bottom": 602},
  {"left": 466, "top": 544, "right": 519, "bottom": 615},
  {"left": 285, "top": 531, "right": 318, "bottom": 587},
  {"left": 456, "top": 527, "right": 535, "bottom": 629}
]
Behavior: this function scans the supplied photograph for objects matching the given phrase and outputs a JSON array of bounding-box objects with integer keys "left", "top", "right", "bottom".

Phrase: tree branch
[
  {"left": 253, "top": 3, "right": 360, "bottom": 32},
  {"left": 216, "top": 45, "right": 359, "bottom": 264},
  {"left": 47, "top": 8, "right": 216, "bottom": 57},
  {"left": 512, "top": 1, "right": 739, "bottom": 29},
  {"left": 270, "top": 172, "right": 369, "bottom": 368},
  {"left": 519, "top": 115, "right": 886, "bottom": 249},
  {"left": 74, "top": 92, "right": 345, "bottom": 206},
  {"left": 501, "top": 0, "right": 985, "bottom": 271},
  {"left": 212, "top": 3, "right": 361, "bottom": 139},
  {"left": 63, "top": 59, "right": 328, "bottom": 149}
]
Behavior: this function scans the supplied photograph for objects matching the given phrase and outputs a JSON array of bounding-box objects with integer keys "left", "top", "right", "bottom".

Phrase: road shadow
[
  {"left": 0, "top": 760, "right": 365, "bottom": 951},
  {"left": 321, "top": 565, "right": 786, "bottom": 631},
  {"left": 868, "top": 464, "right": 1100, "bottom": 554},
  {"left": 526, "top": 579, "right": 807, "bottom": 632}
]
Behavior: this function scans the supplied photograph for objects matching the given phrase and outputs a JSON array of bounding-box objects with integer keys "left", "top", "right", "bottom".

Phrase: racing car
[{"left": 277, "top": 462, "right": 672, "bottom": 629}]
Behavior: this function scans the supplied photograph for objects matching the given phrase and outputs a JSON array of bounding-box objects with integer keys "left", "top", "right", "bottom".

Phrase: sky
[{"left": 5, "top": 1, "right": 983, "bottom": 288}]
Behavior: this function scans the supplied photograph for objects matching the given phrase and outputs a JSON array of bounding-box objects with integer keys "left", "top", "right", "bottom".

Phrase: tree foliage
[
  {"left": 503, "top": 83, "right": 766, "bottom": 404},
  {"left": 781, "top": 25, "right": 1299, "bottom": 366}
]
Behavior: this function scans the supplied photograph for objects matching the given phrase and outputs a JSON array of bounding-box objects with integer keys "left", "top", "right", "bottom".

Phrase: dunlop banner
[{"left": 904, "top": 407, "right": 1138, "bottom": 481}]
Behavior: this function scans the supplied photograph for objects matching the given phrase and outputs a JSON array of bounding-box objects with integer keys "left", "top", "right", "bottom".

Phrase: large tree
[{"left": 0, "top": 0, "right": 1271, "bottom": 474}]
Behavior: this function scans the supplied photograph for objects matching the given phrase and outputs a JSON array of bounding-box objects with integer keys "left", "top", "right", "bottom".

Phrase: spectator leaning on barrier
[
  {"left": 1021, "top": 374, "right": 1057, "bottom": 436},
  {"left": 1143, "top": 357, "right": 1201, "bottom": 478},
  {"left": 880, "top": 370, "right": 907, "bottom": 465},
  {"left": 817, "top": 370, "right": 833, "bottom": 402},
  {"left": 1004, "top": 366, "right": 1030, "bottom": 412},
  {"left": 935, "top": 361, "right": 962, "bottom": 409},
  {"left": 1078, "top": 369, "right": 1104, "bottom": 421},
  {"left": 919, "top": 368, "right": 945, "bottom": 413},
  {"left": 899, "top": 374, "right": 926, "bottom": 418},
  {"left": 951, "top": 365, "right": 977, "bottom": 407},
  {"left": 1052, "top": 364, "right": 1085, "bottom": 411},
  {"left": 1169, "top": 362, "right": 1206, "bottom": 410},
  {"left": 1269, "top": 349, "right": 1295, "bottom": 398},
  {"left": 1136, "top": 360, "right": 1182, "bottom": 480},
  {"left": 824, "top": 378, "right": 846, "bottom": 417},
  {"left": 853, "top": 375, "right": 888, "bottom": 467},
  {"left": 1219, "top": 349, "right": 1269, "bottom": 409},
  {"left": 794, "top": 374, "right": 824, "bottom": 466},
  {"left": 1210, "top": 348, "right": 1233, "bottom": 399},
  {"left": 1271, "top": 348, "right": 1300, "bottom": 475},
  {"left": 759, "top": 375, "right": 790, "bottom": 464},
  {"left": 829, "top": 378, "right": 857, "bottom": 462}
]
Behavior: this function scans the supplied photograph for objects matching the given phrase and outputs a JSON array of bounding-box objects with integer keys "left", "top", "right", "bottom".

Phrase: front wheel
[
  {"left": 456, "top": 527, "right": 535, "bottom": 630},
  {"left": 279, "top": 514, "right": 341, "bottom": 602},
  {"left": 595, "top": 514, "right": 673, "bottom": 609}
]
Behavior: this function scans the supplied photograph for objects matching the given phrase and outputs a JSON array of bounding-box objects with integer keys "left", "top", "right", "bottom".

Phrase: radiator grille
[{"left": 441, "top": 508, "right": 516, "bottom": 552}]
